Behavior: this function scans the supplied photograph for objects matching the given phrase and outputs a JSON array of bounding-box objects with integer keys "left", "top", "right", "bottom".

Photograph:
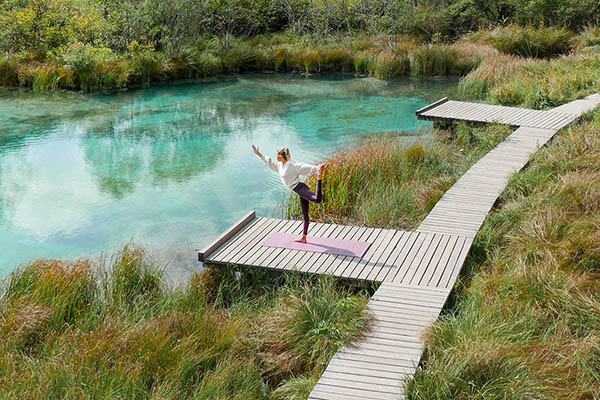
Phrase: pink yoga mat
[{"left": 262, "top": 232, "right": 371, "bottom": 257}]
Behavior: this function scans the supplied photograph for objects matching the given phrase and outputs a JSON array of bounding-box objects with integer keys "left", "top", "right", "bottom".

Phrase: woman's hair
[{"left": 277, "top": 146, "right": 290, "bottom": 161}]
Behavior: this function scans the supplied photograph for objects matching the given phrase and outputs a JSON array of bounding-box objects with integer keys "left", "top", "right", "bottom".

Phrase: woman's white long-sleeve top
[{"left": 260, "top": 154, "right": 319, "bottom": 189}]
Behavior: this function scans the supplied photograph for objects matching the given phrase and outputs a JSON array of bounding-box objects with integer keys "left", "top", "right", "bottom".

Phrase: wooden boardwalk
[
  {"left": 416, "top": 97, "right": 579, "bottom": 130},
  {"left": 198, "top": 93, "right": 600, "bottom": 400}
]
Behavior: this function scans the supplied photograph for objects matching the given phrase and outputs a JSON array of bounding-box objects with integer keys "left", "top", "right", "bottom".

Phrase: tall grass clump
[
  {"left": 104, "top": 243, "right": 163, "bottom": 306},
  {"left": 286, "top": 123, "right": 512, "bottom": 230},
  {"left": 254, "top": 276, "right": 371, "bottom": 382},
  {"left": 489, "top": 53, "right": 600, "bottom": 109},
  {"left": 0, "top": 245, "right": 372, "bottom": 398},
  {"left": 574, "top": 25, "right": 600, "bottom": 48},
  {"left": 406, "top": 109, "right": 600, "bottom": 399},
  {"left": 0, "top": 259, "right": 97, "bottom": 351},
  {"left": 459, "top": 52, "right": 533, "bottom": 99},
  {"left": 411, "top": 44, "right": 481, "bottom": 76},
  {"left": 480, "top": 25, "right": 574, "bottom": 59}
]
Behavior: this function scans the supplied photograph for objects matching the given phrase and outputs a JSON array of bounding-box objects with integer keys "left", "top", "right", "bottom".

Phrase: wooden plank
[
  {"left": 419, "top": 217, "right": 483, "bottom": 230},
  {"left": 351, "top": 228, "right": 397, "bottom": 280},
  {"left": 325, "top": 362, "right": 414, "bottom": 379},
  {"left": 379, "top": 279, "right": 452, "bottom": 294},
  {"left": 423, "top": 211, "right": 486, "bottom": 223},
  {"left": 329, "top": 355, "right": 416, "bottom": 372},
  {"left": 311, "top": 225, "right": 356, "bottom": 275},
  {"left": 305, "top": 224, "right": 350, "bottom": 274},
  {"left": 380, "top": 233, "right": 423, "bottom": 282},
  {"left": 338, "top": 346, "right": 422, "bottom": 363},
  {"left": 364, "top": 329, "right": 426, "bottom": 343},
  {"left": 390, "top": 233, "right": 432, "bottom": 284},
  {"left": 293, "top": 222, "right": 340, "bottom": 273},
  {"left": 431, "top": 236, "right": 466, "bottom": 288},
  {"left": 244, "top": 218, "right": 298, "bottom": 267},
  {"left": 334, "top": 227, "right": 379, "bottom": 277},
  {"left": 504, "top": 107, "right": 531, "bottom": 125},
  {"left": 415, "top": 97, "right": 448, "bottom": 115},
  {"left": 255, "top": 220, "right": 303, "bottom": 268},
  {"left": 342, "top": 227, "right": 386, "bottom": 278},
  {"left": 371, "top": 292, "right": 449, "bottom": 308},
  {"left": 310, "top": 386, "right": 398, "bottom": 400},
  {"left": 323, "top": 226, "right": 368, "bottom": 276},
  {"left": 371, "top": 291, "right": 449, "bottom": 307},
  {"left": 365, "top": 324, "right": 427, "bottom": 338},
  {"left": 275, "top": 222, "right": 329, "bottom": 271},
  {"left": 372, "top": 286, "right": 450, "bottom": 302},
  {"left": 424, "top": 99, "right": 460, "bottom": 115},
  {"left": 369, "top": 302, "right": 440, "bottom": 319},
  {"left": 416, "top": 234, "right": 451, "bottom": 287},
  {"left": 403, "top": 233, "right": 443, "bottom": 286},
  {"left": 199, "top": 211, "right": 255, "bottom": 261},
  {"left": 416, "top": 226, "right": 476, "bottom": 238},
  {"left": 363, "top": 230, "right": 405, "bottom": 281},
  {"left": 374, "top": 232, "right": 418, "bottom": 282},
  {"left": 359, "top": 337, "right": 424, "bottom": 352},
  {"left": 331, "top": 352, "right": 419, "bottom": 371},
  {"left": 425, "top": 210, "right": 489, "bottom": 221},
  {"left": 227, "top": 218, "right": 287, "bottom": 265},
  {"left": 368, "top": 303, "right": 440, "bottom": 319},
  {"left": 441, "top": 237, "right": 474, "bottom": 288},
  {"left": 322, "top": 369, "right": 408, "bottom": 388},
  {"left": 209, "top": 217, "right": 272, "bottom": 262},
  {"left": 320, "top": 372, "right": 403, "bottom": 393}
]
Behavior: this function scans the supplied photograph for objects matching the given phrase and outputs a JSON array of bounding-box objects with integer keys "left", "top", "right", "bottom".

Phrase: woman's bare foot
[
  {"left": 294, "top": 234, "right": 307, "bottom": 243},
  {"left": 317, "top": 164, "right": 326, "bottom": 179}
]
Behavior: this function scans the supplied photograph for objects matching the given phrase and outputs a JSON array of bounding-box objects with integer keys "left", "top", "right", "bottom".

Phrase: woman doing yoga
[{"left": 252, "top": 144, "right": 325, "bottom": 243}]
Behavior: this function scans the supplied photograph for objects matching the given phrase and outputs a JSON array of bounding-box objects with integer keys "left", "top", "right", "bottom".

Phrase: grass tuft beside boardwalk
[
  {"left": 405, "top": 109, "right": 600, "bottom": 399},
  {"left": 0, "top": 253, "right": 372, "bottom": 399}
]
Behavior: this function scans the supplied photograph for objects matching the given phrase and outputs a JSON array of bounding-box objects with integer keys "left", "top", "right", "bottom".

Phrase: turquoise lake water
[{"left": 0, "top": 74, "right": 457, "bottom": 282}]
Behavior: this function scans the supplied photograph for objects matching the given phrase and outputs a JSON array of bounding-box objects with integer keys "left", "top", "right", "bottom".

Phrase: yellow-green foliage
[
  {"left": 489, "top": 53, "right": 600, "bottom": 109},
  {"left": 0, "top": 33, "right": 483, "bottom": 92},
  {"left": 406, "top": 110, "right": 600, "bottom": 399},
  {"left": 459, "top": 52, "right": 534, "bottom": 99},
  {"left": 474, "top": 25, "right": 574, "bottom": 59},
  {"left": 460, "top": 47, "right": 600, "bottom": 109}
]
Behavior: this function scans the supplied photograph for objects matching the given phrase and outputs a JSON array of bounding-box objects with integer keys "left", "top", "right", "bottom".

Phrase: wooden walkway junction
[
  {"left": 415, "top": 97, "right": 579, "bottom": 130},
  {"left": 198, "top": 93, "right": 600, "bottom": 399}
]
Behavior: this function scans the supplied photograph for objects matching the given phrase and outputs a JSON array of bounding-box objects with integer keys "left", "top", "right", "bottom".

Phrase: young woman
[{"left": 252, "top": 144, "right": 325, "bottom": 243}]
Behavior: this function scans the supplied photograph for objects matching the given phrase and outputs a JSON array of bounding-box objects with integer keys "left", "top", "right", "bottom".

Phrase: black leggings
[{"left": 293, "top": 180, "right": 322, "bottom": 235}]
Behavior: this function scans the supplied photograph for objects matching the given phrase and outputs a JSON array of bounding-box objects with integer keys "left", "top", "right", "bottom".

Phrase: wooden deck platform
[
  {"left": 198, "top": 93, "right": 600, "bottom": 399},
  {"left": 201, "top": 216, "right": 470, "bottom": 288},
  {"left": 416, "top": 97, "right": 578, "bottom": 130}
]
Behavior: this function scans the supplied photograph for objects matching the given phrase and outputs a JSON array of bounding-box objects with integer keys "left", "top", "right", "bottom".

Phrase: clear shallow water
[{"left": 0, "top": 74, "right": 457, "bottom": 282}]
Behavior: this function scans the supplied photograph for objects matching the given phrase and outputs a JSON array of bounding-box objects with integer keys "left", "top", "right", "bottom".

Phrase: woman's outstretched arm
[{"left": 252, "top": 144, "right": 278, "bottom": 172}]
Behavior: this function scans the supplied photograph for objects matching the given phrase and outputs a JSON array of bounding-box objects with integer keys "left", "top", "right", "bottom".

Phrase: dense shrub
[{"left": 1, "top": 0, "right": 599, "bottom": 56}]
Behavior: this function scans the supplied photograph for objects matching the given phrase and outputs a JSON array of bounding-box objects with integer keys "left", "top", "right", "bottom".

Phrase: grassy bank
[
  {"left": 0, "top": 34, "right": 481, "bottom": 91},
  {"left": 0, "top": 244, "right": 372, "bottom": 399},
  {"left": 405, "top": 108, "right": 600, "bottom": 398},
  {"left": 460, "top": 25, "right": 600, "bottom": 108}
]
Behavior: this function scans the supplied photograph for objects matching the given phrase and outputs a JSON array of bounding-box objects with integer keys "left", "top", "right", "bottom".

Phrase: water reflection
[{"left": 0, "top": 74, "right": 458, "bottom": 281}]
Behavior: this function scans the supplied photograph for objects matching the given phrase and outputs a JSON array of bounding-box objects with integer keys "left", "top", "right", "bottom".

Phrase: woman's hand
[{"left": 252, "top": 144, "right": 262, "bottom": 157}]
